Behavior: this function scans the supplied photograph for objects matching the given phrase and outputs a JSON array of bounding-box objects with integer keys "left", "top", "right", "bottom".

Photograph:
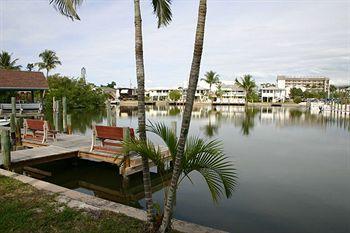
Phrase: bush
[
  {"left": 44, "top": 74, "right": 107, "bottom": 111},
  {"left": 168, "top": 90, "right": 182, "bottom": 101},
  {"left": 293, "top": 96, "right": 302, "bottom": 104}
]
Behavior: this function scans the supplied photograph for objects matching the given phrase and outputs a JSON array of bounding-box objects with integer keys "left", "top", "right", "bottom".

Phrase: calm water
[{"left": 40, "top": 106, "right": 350, "bottom": 233}]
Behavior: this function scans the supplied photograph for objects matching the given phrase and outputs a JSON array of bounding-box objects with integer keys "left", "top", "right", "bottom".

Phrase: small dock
[{"left": 2, "top": 133, "right": 171, "bottom": 177}]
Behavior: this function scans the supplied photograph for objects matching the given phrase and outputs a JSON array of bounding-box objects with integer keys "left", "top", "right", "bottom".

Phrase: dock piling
[
  {"left": 106, "top": 101, "right": 112, "bottom": 126},
  {"left": 62, "top": 97, "right": 67, "bottom": 133},
  {"left": 67, "top": 114, "right": 72, "bottom": 134},
  {"left": 11, "top": 97, "right": 16, "bottom": 115},
  {"left": 10, "top": 113, "right": 16, "bottom": 147},
  {"left": 1, "top": 128, "right": 11, "bottom": 169}
]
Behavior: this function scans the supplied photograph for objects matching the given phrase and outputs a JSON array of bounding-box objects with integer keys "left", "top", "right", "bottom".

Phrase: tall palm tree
[
  {"left": 36, "top": 49, "right": 62, "bottom": 78},
  {"left": 123, "top": 122, "right": 237, "bottom": 229},
  {"left": 160, "top": 0, "right": 208, "bottom": 232},
  {"left": 26, "top": 63, "right": 35, "bottom": 71},
  {"left": 0, "top": 51, "right": 22, "bottom": 70},
  {"left": 235, "top": 74, "right": 256, "bottom": 104},
  {"left": 36, "top": 49, "right": 61, "bottom": 78},
  {"left": 201, "top": 70, "right": 220, "bottom": 92},
  {"left": 49, "top": 0, "right": 172, "bottom": 228}
]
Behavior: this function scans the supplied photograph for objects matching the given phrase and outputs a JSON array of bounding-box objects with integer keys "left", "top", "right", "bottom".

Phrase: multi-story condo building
[{"left": 277, "top": 75, "right": 330, "bottom": 97}]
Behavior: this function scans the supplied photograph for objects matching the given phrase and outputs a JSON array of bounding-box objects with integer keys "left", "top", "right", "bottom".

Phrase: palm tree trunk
[
  {"left": 159, "top": 0, "right": 207, "bottom": 232},
  {"left": 134, "top": 0, "right": 154, "bottom": 227},
  {"left": 46, "top": 69, "right": 49, "bottom": 78}
]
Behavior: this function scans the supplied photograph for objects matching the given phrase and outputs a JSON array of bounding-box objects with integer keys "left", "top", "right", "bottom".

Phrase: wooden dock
[{"left": 2, "top": 133, "right": 171, "bottom": 177}]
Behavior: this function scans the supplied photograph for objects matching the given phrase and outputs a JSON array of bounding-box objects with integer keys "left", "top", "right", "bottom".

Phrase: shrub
[{"left": 293, "top": 96, "right": 302, "bottom": 104}]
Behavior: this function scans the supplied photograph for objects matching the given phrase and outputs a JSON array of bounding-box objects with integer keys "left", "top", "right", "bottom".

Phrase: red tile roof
[{"left": 0, "top": 69, "right": 49, "bottom": 90}]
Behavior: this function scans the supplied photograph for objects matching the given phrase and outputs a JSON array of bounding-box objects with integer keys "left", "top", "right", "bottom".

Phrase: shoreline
[{"left": 119, "top": 100, "right": 304, "bottom": 108}]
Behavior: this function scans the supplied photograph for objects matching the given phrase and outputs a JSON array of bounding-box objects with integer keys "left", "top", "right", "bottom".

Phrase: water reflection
[
  {"left": 58, "top": 105, "right": 349, "bottom": 135},
  {"left": 36, "top": 159, "right": 171, "bottom": 209}
]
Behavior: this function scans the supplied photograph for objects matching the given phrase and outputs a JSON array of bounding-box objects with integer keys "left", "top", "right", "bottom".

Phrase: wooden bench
[
  {"left": 90, "top": 125, "right": 135, "bottom": 153},
  {"left": 23, "top": 119, "right": 58, "bottom": 143}
]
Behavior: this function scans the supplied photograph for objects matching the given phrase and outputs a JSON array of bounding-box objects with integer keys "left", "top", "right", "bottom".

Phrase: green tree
[
  {"left": 201, "top": 70, "right": 220, "bottom": 92},
  {"left": 26, "top": 63, "right": 35, "bottom": 71},
  {"left": 0, "top": 51, "right": 22, "bottom": 70},
  {"left": 123, "top": 122, "right": 237, "bottom": 228},
  {"left": 168, "top": 90, "right": 182, "bottom": 101},
  {"left": 106, "top": 81, "right": 116, "bottom": 88},
  {"left": 289, "top": 87, "right": 303, "bottom": 100},
  {"left": 160, "top": 1, "right": 207, "bottom": 231},
  {"left": 235, "top": 74, "right": 256, "bottom": 104},
  {"left": 293, "top": 96, "right": 302, "bottom": 104},
  {"left": 330, "top": 84, "right": 337, "bottom": 93},
  {"left": 36, "top": 50, "right": 61, "bottom": 77},
  {"left": 45, "top": 74, "right": 107, "bottom": 110},
  {"left": 50, "top": 0, "right": 173, "bottom": 228}
]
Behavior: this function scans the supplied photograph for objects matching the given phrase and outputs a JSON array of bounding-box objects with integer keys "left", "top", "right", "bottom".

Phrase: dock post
[
  {"left": 11, "top": 97, "right": 16, "bottom": 115},
  {"left": 15, "top": 117, "right": 22, "bottom": 146},
  {"left": 9, "top": 113, "right": 16, "bottom": 147},
  {"left": 171, "top": 121, "right": 177, "bottom": 136},
  {"left": 106, "top": 100, "right": 112, "bottom": 126},
  {"left": 121, "top": 127, "right": 131, "bottom": 178},
  {"left": 54, "top": 100, "right": 60, "bottom": 132},
  {"left": 1, "top": 128, "right": 11, "bottom": 169},
  {"left": 62, "top": 97, "right": 67, "bottom": 133},
  {"left": 52, "top": 97, "right": 56, "bottom": 113},
  {"left": 67, "top": 114, "right": 72, "bottom": 134}
]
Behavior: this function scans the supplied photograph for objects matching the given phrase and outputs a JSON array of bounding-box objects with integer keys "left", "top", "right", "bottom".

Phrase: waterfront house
[
  {"left": 116, "top": 87, "right": 137, "bottom": 100},
  {"left": 260, "top": 86, "right": 286, "bottom": 102},
  {"left": 215, "top": 83, "right": 246, "bottom": 104}
]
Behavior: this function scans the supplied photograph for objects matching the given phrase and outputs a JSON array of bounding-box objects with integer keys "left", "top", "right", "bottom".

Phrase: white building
[
  {"left": 146, "top": 88, "right": 171, "bottom": 101},
  {"left": 260, "top": 87, "right": 286, "bottom": 103},
  {"left": 215, "top": 84, "right": 246, "bottom": 104},
  {"left": 277, "top": 75, "right": 330, "bottom": 97}
]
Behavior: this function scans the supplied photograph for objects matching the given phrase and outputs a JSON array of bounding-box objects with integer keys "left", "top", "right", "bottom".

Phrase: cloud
[{"left": 1, "top": 0, "right": 349, "bottom": 87}]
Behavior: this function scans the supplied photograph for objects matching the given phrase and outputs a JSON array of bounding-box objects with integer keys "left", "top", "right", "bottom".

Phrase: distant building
[
  {"left": 260, "top": 87, "right": 286, "bottom": 102},
  {"left": 146, "top": 88, "right": 171, "bottom": 101},
  {"left": 277, "top": 75, "right": 330, "bottom": 97},
  {"left": 215, "top": 84, "right": 246, "bottom": 104},
  {"left": 116, "top": 87, "right": 137, "bottom": 100}
]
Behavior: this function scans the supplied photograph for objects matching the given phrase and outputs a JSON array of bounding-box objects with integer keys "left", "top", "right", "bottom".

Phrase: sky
[{"left": 1, "top": 0, "right": 349, "bottom": 88}]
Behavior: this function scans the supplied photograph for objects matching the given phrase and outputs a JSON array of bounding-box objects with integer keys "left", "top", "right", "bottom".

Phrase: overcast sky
[{"left": 1, "top": 0, "right": 349, "bottom": 88}]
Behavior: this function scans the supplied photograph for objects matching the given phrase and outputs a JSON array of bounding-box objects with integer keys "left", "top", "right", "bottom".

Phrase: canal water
[{"left": 39, "top": 106, "right": 349, "bottom": 233}]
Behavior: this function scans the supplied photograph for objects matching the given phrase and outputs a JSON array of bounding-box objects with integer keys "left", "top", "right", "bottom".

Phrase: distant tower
[{"left": 81, "top": 67, "right": 86, "bottom": 80}]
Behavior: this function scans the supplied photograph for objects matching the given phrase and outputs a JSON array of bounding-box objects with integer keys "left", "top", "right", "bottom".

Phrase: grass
[{"left": 0, "top": 175, "right": 178, "bottom": 233}]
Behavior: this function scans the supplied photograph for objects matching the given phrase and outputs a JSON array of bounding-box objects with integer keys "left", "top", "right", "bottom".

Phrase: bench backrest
[
  {"left": 26, "top": 119, "right": 45, "bottom": 131},
  {"left": 95, "top": 125, "right": 135, "bottom": 141}
]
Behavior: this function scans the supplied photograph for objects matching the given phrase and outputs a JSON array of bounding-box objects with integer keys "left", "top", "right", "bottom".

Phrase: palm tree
[
  {"left": 26, "top": 63, "right": 35, "bottom": 71},
  {"left": 160, "top": 0, "right": 208, "bottom": 232},
  {"left": 36, "top": 49, "right": 61, "bottom": 78},
  {"left": 123, "top": 122, "right": 237, "bottom": 230},
  {"left": 201, "top": 70, "right": 220, "bottom": 92},
  {"left": 49, "top": 0, "right": 172, "bottom": 228},
  {"left": 235, "top": 74, "right": 256, "bottom": 104},
  {"left": 0, "top": 51, "right": 22, "bottom": 70}
]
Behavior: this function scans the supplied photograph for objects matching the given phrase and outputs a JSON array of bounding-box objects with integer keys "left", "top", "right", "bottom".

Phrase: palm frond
[
  {"left": 152, "top": 0, "right": 172, "bottom": 28},
  {"left": 50, "top": 0, "right": 83, "bottom": 20},
  {"left": 182, "top": 137, "right": 237, "bottom": 203},
  {"left": 123, "top": 137, "right": 165, "bottom": 171},
  {"left": 146, "top": 121, "right": 178, "bottom": 161}
]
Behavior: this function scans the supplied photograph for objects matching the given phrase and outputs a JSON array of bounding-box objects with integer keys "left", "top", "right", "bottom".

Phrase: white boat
[{"left": 0, "top": 119, "right": 10, "bottom": 126}]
